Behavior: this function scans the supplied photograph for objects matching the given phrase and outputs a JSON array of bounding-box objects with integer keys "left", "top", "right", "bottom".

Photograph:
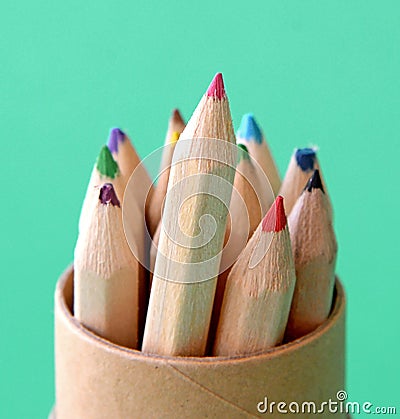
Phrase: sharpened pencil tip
[
  {"left": 262, "top": 196, "right": 287, "bottom": 232},
  {"left": 207, "top": 73, "right": 226, "bottom": 99},
  {"left": 99, "top": 183, "right": 121, "bottom": 207},
  {"left": 237, "top": 114, "right": 263, "bottom": 144},
  {"left": 171, "top": 108, "right": 185, "bottom": 125},
  {"left": 295, "top": 148, "right": 316, "bottom": 172},
  {"left": 107, "top": 128, "right": 126, "bottom": 153},
  {"left": 96, "top": 146, "right": 119, "bottom": 179},
  {"left": 304, "top": 169, "right": 324, "bottom": 193}
]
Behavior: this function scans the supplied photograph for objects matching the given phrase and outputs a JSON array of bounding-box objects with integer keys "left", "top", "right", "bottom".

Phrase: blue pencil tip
[
  {"left": 237, "top": 113, "right": 263, "bottom": 144},
  {"left": 107, "top": 128, "right": 126, "bottom": 153},
  {"left": 295, "top": 148, "right": 316, "bottom": 172}
]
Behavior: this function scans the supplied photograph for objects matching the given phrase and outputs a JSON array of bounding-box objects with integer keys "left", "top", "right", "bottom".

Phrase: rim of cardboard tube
[{"left": 56, "top": 264, "right": 345, "bottom": 365}]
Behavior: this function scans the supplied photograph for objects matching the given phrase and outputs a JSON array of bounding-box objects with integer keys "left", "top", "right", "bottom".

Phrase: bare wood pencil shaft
[
  {"left": 285, "top": 171, "right": 337, "bottom": 340},
  {"left": 143, "top": 140, "right": 235, "bottom": 356},
  {"left": 142, "top": 74, "right": 236, "bottom": 356},
  {"left": 148, "top": 220, "right": 161, "bottom": 288},
  {"left": 74, "top": 184, "right": 140, "bottom": 348},
  {"left": 209, "top": 152, "right": 273, "bottom": 351},
  {"left": 146, "top": 110, "right": 185, "bottom": 236},
  {"left": 221, "top": 155, "right": 272, "bottom": 271},
  {"left": 110, "top": 130, "right": 153, "bottom": 216},
  {"left": 213, "top": 197, "right": 295, "bottom": 356},
  {"left": 244, "top": 139, "right": 280, "bottom": 196}
]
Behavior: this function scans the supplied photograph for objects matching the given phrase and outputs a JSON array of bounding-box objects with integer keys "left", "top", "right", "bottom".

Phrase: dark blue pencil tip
[
  {"left": 295, "top": 148, "right": 316, "bottom": 172},
  {"left": 237, "top": 113, "right": 263, "bottom": 144},
  {"left": 107, "top": 128, "right": 126, "bottom": 153}
]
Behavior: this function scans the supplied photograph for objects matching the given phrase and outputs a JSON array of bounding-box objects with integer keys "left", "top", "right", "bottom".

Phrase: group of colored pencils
[{"left": 73, "top": 73, "right": 337, "bottom": 358}]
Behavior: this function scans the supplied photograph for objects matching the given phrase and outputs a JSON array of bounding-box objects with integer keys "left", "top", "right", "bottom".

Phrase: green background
[{"left": 1, "top": 1, "right": 399, "bottom": 417}]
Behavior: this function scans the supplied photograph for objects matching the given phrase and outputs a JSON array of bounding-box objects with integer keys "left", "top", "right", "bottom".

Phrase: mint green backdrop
[{"left": 1, "top": 1, "right": 399, "bottom": 417}]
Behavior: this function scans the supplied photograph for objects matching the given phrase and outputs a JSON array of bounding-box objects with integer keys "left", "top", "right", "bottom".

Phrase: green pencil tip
[
  {"left": 96, "top": 146, "right": 119, "bottom": 179},
  {"left": 237, "top": 143, "right": 250, "bottom": 163}
]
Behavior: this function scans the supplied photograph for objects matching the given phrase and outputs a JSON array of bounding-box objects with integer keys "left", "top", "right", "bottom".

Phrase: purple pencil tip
[
  {"left": 99, "top": 183, "right": 120, "bottom": 207},
  {"left": 107, "top": 128, "right": 126, "bottom": 153}
]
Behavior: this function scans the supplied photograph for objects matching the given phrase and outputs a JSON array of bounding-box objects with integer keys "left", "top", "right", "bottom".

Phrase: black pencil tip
[{"left": 304, "top": 169, "right": 324, "bottom": 193}]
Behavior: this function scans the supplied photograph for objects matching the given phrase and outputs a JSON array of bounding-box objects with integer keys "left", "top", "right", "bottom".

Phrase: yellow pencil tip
[{"left": 169, "top": 131, "right": 180, "bottom": 144}]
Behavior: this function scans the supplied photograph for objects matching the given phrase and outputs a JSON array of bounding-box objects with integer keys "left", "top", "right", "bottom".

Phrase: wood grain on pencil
[
  {"left": 285, "top": 169, "right": 337, "bottom": 340},
  {"left": 108, "top": 127, "right": 152, "bottom": 213},
  {"left": 145, "top": 109, "right": 185, "bottom": 237},
  {"left": 74, "top": 183, "right": 140, "bottom": 348},
  {"left": 236, "top": 113, "right": 281, "bottom": 196},
  {"left": 213, "top": 196, "right": 296, "bottom": 356},
  {"left": 148, "top": 219, "right": 161, "bottom": 288},
  {"left": 142, "top": 73, "right": 236, "bottom": 356},
  {"left": 208, "top": 143, "right": 273, "bottom": 351}
]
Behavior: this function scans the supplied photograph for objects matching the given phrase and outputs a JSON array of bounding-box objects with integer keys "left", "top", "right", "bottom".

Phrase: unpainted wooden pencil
[
  {"left": 142, "top": 73, "right": 236, "bottom": 356},
  {"left": 213, "top": 196, "right": 296, "bottom": 356},
  {"left": 285, "top": 169, "right": 337, "bottom": 340}
]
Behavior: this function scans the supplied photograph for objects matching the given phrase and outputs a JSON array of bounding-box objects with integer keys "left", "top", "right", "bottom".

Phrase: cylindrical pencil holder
[{"left": 52, "top": 266, "right": 347, "bottom": 419}]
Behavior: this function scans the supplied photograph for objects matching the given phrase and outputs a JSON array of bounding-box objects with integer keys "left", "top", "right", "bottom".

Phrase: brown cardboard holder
[{"left": 52, "top": 266, "right": 347, "bottom": 418}]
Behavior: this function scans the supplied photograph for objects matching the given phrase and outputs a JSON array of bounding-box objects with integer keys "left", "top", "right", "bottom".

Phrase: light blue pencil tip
[{"left": 237, "top": 113, "right": 263, "bottom": 144}]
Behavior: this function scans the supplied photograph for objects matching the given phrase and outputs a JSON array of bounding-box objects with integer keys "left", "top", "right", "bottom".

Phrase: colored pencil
[
  {"left": 221, "top": 144, "right": 274, "bottom": 271},
  {"left": 145, "top": 109, "right": 185, "bottom": 237},
  {"left": 279, "top": 147, "right": 325, "bottom": 215},
  {"left": 164, "top": 108, "right": 186, "bottom": 153},
  {"left": 148, "top": 219, "right": 161, "bottom": 287},
  {"left": 213, "top": 196, "right": 296, "bottom": 356},
  {"left": 74, "top": 183, "right": 140, "bottom": 348},
  {"left": 142, "top": 73, "right": 236, "bottom": 356},
  {"left": 108, "top": 127, "right": 152, "bottom": 212},
  {"left": 208, "top": 143, "right": 273, "bottom": 350},
  {"left": 70, "top": 72, "right": 341, "bottom": 360},
  {"left": 79, "top": 145, "right": 125, "bottom": 232},
  {"left": 285, "top": 169, "right": 337, "bottom": 340},
  {"left": 236, "top": 113, "right": 281, "bottom": 196}
]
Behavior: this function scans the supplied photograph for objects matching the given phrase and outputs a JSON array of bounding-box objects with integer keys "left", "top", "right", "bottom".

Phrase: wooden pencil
[
  {"left": 148, "top": 219, "right": 161, "bottom": 288},
  {"left": 110, "top": 130, "right": 150, "bottom": 341},
  {"left": 208, "top": 143, "right": 273, "bottom": 350},
  {"left": 74, "top": 183, "right": 140, "bottom": 348},
  {"left": 285, "top": 169, "right": 337, "bottom": 341},
  {"left": 236, "top": 113, "right": 281, "bottom": 196},
  {"left": 108, "top": 127, "right": 152, "bottom": 212},
  {"left": 213, "top": 196, "right": 296, "bottom": 356},
  {"left": 142, "top": 73, "right": 236, "bottom": 356},
  {"left": 164, "top": 108, "right": 186, "bottom": 154},
  {"left": 279, "top": 147, "right": 323, "bottom": 215},
  {"left": 79, "top": 145, "right": 125, "bottom": 232},
  {"left": 221, "top": 144, "right": 274, "bottom": 272},
  {"left": 145, "top": 109, "right": 186, "bottom": 237}
]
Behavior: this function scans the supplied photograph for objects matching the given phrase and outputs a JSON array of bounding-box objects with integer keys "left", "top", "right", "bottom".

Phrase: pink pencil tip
[
  {"left": 262, "top": 196, "right": 287, "bottom": 232},
  {"left": 206, "top": 73, "right": 226, "bottom": 99}
]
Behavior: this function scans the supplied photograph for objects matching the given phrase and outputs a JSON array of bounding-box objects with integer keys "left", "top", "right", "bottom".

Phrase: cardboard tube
[{"left": 52, "top": 266, "right": 347, "bottom": 418}]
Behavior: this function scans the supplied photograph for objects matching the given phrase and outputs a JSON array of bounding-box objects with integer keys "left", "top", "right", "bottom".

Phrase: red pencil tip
[
  {"left": 206, "top": 73, "right": 226, "bottom": 99},
  {"left": 262, "top": 196, "right": 287, "bottom": 232}
]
